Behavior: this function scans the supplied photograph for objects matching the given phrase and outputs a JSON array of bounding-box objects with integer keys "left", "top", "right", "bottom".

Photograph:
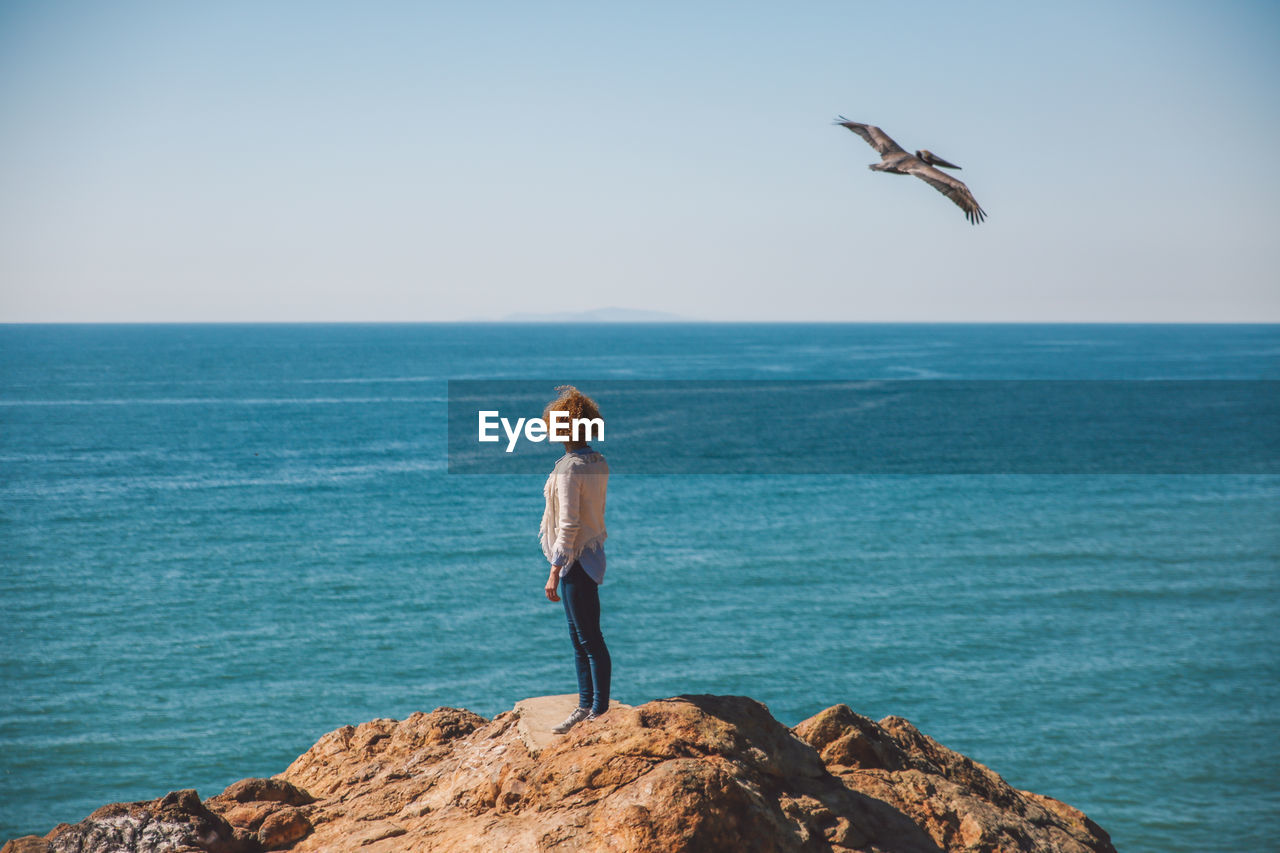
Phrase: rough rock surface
[
  {"left": 512, "top": 694, "right": 632, "bottom": 756},
  {"left": 4, "top": 695, "right": 1115, "bottom": 853},
  {"left": 793, "top": 704, "right": 1115, "bottom": 853},
  {"left": 204, "top": 778, "right": 314, "bottom": 851},
  {"left": 11, "top": 788, "right": 255, "bottom": 853}
]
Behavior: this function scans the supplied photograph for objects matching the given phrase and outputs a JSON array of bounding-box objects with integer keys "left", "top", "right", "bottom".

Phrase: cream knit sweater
[{"left": 539, "top": 449, "right": 609, "bottom": 571}]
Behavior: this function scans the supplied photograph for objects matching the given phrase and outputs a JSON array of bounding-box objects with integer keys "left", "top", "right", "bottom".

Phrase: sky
[{"left": 1, "top": 0, "right": 1278, "bottom": 322}]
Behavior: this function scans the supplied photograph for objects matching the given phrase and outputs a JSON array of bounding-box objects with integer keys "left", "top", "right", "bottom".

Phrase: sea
[{"left": 1, "top": 323, "right": 1277, "bottom": 851}]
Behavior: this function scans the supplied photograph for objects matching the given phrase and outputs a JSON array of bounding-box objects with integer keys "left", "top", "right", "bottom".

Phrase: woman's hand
[{"left": 544, "top": 566, "right": 561, "bottom": 602}]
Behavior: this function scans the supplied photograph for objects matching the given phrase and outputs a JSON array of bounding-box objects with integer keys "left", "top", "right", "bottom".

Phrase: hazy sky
[{"left": 1, "top": 0, "right": 1277, "bottom": 322}]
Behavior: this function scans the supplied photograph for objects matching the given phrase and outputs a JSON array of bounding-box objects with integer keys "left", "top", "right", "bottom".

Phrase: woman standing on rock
[{"left": 539, "top": 386, "right": 611, "bottom": 734}]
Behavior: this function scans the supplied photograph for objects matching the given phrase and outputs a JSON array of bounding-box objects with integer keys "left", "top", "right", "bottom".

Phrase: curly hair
[{"left": 541, "top": 385, "right": 603, "bottom": 447}]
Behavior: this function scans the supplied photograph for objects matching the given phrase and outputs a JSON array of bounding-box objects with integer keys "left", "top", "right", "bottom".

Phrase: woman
[{"left": 538, "top": 386, "right": 611, "bottom": 734}]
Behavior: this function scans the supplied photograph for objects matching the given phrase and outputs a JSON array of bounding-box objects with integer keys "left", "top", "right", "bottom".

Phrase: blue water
[{"left": 2, "top": 323, "right": 1277, "bottom": 851}]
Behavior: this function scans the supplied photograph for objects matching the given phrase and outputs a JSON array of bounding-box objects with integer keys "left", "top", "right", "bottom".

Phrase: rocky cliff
[{"left": 3, "top": 695, "right": 1115, "bottom": 852}]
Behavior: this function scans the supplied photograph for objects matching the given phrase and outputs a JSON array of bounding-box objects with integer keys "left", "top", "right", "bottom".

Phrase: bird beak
[{"left": 921, "top": 150, "right": 962, "bottom": 170}]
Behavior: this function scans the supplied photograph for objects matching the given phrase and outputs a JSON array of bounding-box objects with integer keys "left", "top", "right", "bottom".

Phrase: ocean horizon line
[{"left": 3, "top": 319, "right": 1278, "bottom": 327}]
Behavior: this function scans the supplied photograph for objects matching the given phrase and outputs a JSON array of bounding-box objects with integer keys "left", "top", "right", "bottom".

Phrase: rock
[
  {"left": 213, "top": 779, "right": 313, "bottom": 807},
  {"left": 278, "top": 695, "right": 940, "bottom": 852},
  {"left": 793, "top": 704, "right": 1116, "bottom": 853},
  {"left": 35, "top": 788, "right": 253, "bottom": 853},
  {"left": 5, "top": 696, "right": 1117, "bottom": 853},
  {"left": 279, "top": 707, "right": 488, "bottom": 802},
  {"left": 204, "top": 777, "right": 316, "bottom": 843},
  {"left": 512, "top": 694, "right": 632, "bottom": 755},
  {"left": 256, "top": 809, "right": 311, "bottom": 850}
]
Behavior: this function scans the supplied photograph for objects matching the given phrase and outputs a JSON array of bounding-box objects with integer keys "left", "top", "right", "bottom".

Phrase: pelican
[{"left": 835, "top": 117, "right": 986, "bottom": 224}]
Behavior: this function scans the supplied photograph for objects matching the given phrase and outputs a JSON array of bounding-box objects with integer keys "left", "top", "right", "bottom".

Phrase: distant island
[{"left": 498, "top": 307, "right": 695, "bottom": 323}]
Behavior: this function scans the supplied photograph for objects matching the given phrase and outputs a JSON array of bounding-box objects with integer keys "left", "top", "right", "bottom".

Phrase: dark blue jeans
[{"left": 561, "top": 561, "right": 611, "bottom": 714}]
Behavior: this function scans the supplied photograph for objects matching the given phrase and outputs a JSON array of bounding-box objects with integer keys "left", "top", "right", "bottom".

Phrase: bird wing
[
  {"left": 834, "top": 118, "right": 905, "bottom": 156},
  {"left": 905, "top": 162, "right": 987, "bottom": 224}
]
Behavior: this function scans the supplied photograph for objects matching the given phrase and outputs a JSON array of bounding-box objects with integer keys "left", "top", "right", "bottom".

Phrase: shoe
[{"left": 552, "top": 707, "right": 591, "bottom": 734}]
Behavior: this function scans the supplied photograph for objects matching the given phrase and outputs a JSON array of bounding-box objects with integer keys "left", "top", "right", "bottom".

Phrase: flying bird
[{"left": 835, "top": 117, "right": 987, "bottom": 224}]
